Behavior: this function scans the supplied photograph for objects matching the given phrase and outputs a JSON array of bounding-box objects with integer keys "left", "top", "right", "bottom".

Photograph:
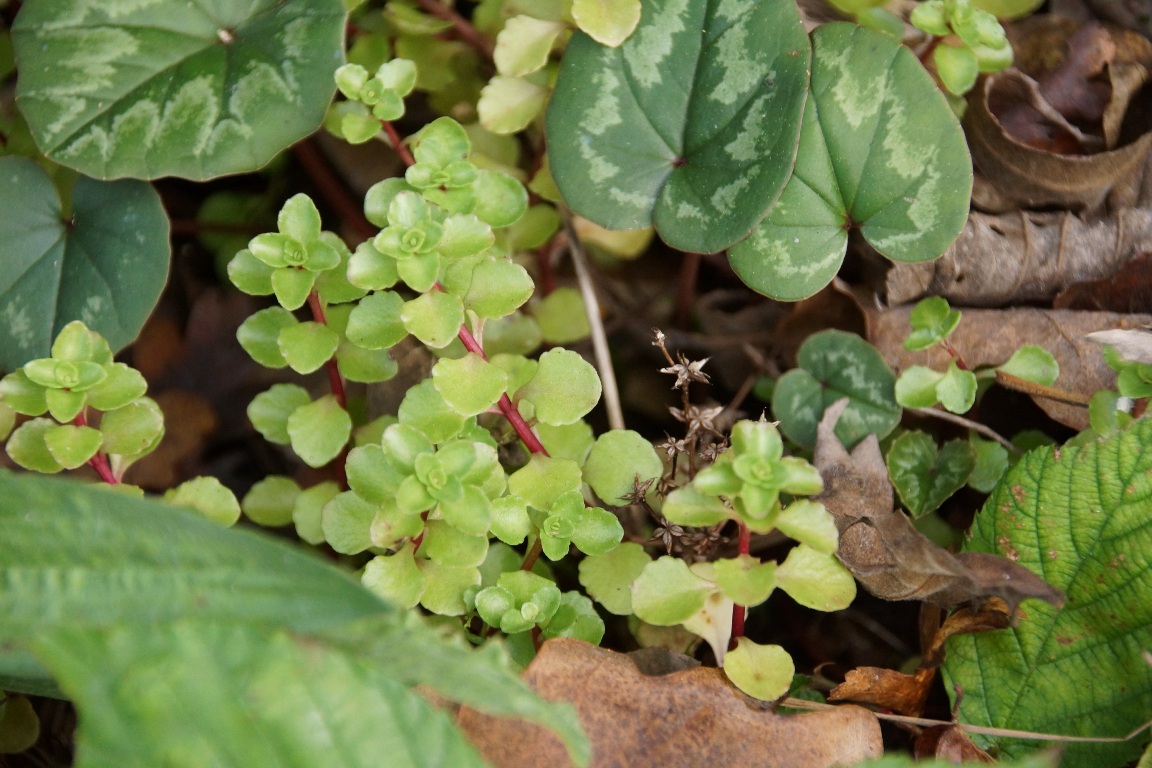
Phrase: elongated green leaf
[
  {"left": 12, "top": 0, "right": 347, "bottom": 180},
  {"left": 547, "top": 0, "right": 809, "bottom": 253},
  {"left": 0, "top": 474, "right": 388, "bottom": 644},
  {"left": 36, "top": 620, "right": 488, "bottom": 768},
  {"left": 943, "top": 418, "right": 1152, "bottom": 766},
  {"left": 729, "top": 23, "right": 971, "bottom": 300},
  {"left": 0, "top": 157, "right": 168, "bottom": 371}
]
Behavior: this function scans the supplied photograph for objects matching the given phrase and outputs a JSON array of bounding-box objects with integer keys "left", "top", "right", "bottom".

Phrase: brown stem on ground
[{"left": 995, "top": 370, "right": 1091, "bottom": 407}]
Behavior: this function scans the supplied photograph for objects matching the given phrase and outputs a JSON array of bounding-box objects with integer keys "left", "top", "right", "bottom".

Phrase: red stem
[
  {"left": 940, "top": 338, "right": 969, "bottom": 371},
  {"left": 74, "top": 411, "right": 118, "bottom": 484},
  {"left": 381, "top": 121, "right": 416, "bottom": 167},
  {"left": 307, "top": 290, "right": 348, "bottom": 411},
  {"left": 729, "top": 521, "right": 751, "bottom": 648}
]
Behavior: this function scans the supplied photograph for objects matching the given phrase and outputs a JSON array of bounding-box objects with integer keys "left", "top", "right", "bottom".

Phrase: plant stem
[
  {"left": 520, "top": 536, "right": 543, "bottom": 572},
  {"left": 729, "top": 521, "right": 751, "bottom": 648},
  {"left": 381, "top": 121, "right": 416, "bottom": 167},
  {"left": 995, "top": 370, "right": 1091, "bottom": 406},
  {"left": 414, "top": 0, "right": 494, "bottom": 61},
  {"left": 307, "top": 290, "right": 348, "bottom": 411},
  {"left": 940, "top": 338, "right": 969, "bottom": 370},
  {"left": 74, "top": 411, "right": 118, "bottom": 485},
  {"left": 909, "top": 406, "right": 1021, "bottom": 456},
  {"left": 456, "top": 319, "right": 549, "bottom": 456}
]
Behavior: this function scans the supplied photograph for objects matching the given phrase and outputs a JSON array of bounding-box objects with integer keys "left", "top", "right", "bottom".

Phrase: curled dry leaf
[
  {"left": 915, "top": 725, "right": 997, "bottom": 763},
  {"left": 814, "top": 399, "right": 1064, "bottom": 613},
  {"left": 885, "top": 208, "right": 1152, "bottom": 307},
  {"left": 829, "top": 666, "right": 935, "bottom": 717},
  {"left": 457, "top": 638, "right": 882, "bottom": 768},
  {"left": 862, "top": 304, "right": 1152, "bottom": 429}
]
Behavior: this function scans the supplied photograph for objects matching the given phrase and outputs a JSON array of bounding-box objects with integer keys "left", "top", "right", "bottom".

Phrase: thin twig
[
  {"left": 909, "top": 407, "right": 1021, "bottom": 456},
  {"left": 562, "top": 215, "right": 624, "bottom": 431}
]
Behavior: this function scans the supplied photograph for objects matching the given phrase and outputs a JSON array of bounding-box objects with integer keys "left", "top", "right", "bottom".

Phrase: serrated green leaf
[
  {"left": 577, "top": 542, "right": 650, "bottom": 615},
  {"left": 723, "top": 639, "right": 794, "bottom": 701},
  {"left": 336, "top": 340, "right": 399, "bottom": 383},
  {"left": 631, "top": 556, "right": 713, "bottom": 625},
  {"left": 241, "top": 475, "right": 300, "bottom": 527},
  {"left": 164, "top": 476, "right": 241, "bottom": 526},
  {"left": 517, "top": 348, "right": 601, "bottom": 426},
  {"left": 346, "top": 290, "right": 408, "bottom": 350},
  {"left": 397, "top": 380, "right": 468, "bottom": 443},
  {"left": 547, "top": 0, "right": 810, "bottom": 253},
  {"left": 462, "top": 256, "right": 535, "bottom": 319},
  {"left": 86, "top": 363, "right": 148, "bottom": 412},
  {"left": 775, "top": 499, "right": 838, "bottom": 554},
  {"left": 0, "top": 158, "right": 168, "bottom": 371},
  {"left": 12, "top": 0, "right": 347, "bottom": 180},
  {"left": 887, "top": 432, "right": 974, "bottom": 517},
  {"left": 572, "top": 0, "right": 641, "bottom": 47},
  {"left": 775, "top": 544, "right": 856, "bottom": 611},
  {"left": 287, "top": 393, "right": 352, "bottom": 467},
  {"left": 772, "top": 330, "right": 900, "bottom": 449},
  {"left": 363, "top": 545, "right": 425, "bottom": 608},
  {"left": 728, "top": 24, "right": 971, "bottom": 300},
  {"left": 943, "top": 419, "right": 1152, "bottom": 765},
  {"left": 248, "top": 383, "right": 311, "bottom": 445},
  {"left": 895, "top": 365, "right": 945, "bottom": 409},
  {"left": 322, "top": 491, "right": 378, "bottom": 555},
  {"left": 582, "top": 429, "right": 662, "bottom": 504}
]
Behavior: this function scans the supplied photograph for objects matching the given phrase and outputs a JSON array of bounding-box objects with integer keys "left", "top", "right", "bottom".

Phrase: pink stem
[
  {"left": 74, "top": 411, "right": 118, "bottom": 484},
  {"left": 307, "top": 290, "right": 347, "bottom": 411},
  {"left": 381, "top": 121, "right": 416, "bottom": 166}
]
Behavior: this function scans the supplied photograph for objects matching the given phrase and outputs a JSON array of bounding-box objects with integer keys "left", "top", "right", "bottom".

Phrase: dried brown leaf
[
  {"left": 922, "top": 600, "right": 1012, "bottom": 669},
  {"left": 814, "top": 400, "right": 1064, "bottom": 613},
  {"left": 456, "top": 638, "right": 882, "bottom": 768},
  {"left": 1085, "top": 324, "right": 1152, "bottom": 363},
  {"left": 1055, "top": 253, "right": 1152, "bottom": 312},
  {"left": 828, "top": 666, "right": 935, "bottom": 717},
  {"left": 884, "top": 209, "right": 1152, "bottom": 307},
  {"left": 915, "top": 725, "right": 997, "bottom": 763},
  {"left": 863, "top": 304, "right": 1152, "bottom": 429}
]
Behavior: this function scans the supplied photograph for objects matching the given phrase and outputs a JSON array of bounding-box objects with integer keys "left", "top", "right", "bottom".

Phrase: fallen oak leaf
[{"left": 814, "top": 399, "right": 1064, "bottom": 614}]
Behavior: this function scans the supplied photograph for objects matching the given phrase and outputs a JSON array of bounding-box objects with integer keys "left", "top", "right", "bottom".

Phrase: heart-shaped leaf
[
  {"left": 772, "top": 330, "right": 900, "bottom": 450},
  {"left": 728, "top": 23, "right": 971, "bottom": 300},
  {"left": 886, "top": 431, "right": 975, "bottom": 517},
  {"left": 0, "top": 157, "right": 168, "bottom": 371},
  {"left": 12, "top": 0, "right": 347, "bottom": 180},
  {"left": 943, "top": 418, "right": 1152, "bottom": 765},
  {"left": 546, "top": 0, "right": 810, "bottom": 254}
]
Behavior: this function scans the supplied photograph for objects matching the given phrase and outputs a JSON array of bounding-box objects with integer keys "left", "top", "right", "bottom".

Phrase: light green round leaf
[
  {"left": 86, "top": 363, "right": 148, "bottom": 412},
  {"left": 723, "top": 639, "right": 794, "bottom": 702},
  {"left": 542, "top": 591, "right": 606, "bottom": 644},
  {"left": 321, "top": 491, "right": 376, "bottom": 555},
  {"left": 0, "top": 371, "right": 48, "bottom": 416},
  {"left": 335, "top": 340, "right": 398, "bottom": 383},
  {"left": 417, "top": 561, "right": 480, "bottom": 616},
  {"left": 0, "top": 157, "right": 168, "bottom": 371},
  {"left": 12, "top": 0, "right": 347, "bottom": 180},
  {"left": 516, "top": 348, "right": 601, "bottom": 426},
  {"left": 471, "top": 170, "right": 529, "bottom": 229},
  {"left": 572, "top": 0, "right": 641, "bottom": 47},
  {"left": 432, "top": 353, "right": 508, "bottom": 417},
  {"left": 534, "top": 287, "right": 591, "bottom": 344},
  {"left": 536, "top": 421, "right": 595, "bottom": 464},
  {"left": 241, "top": 475, "right": 300, "bottom": 527},
  {"left": 402, "top": 291, "right": 465, "bottom": 349},
  {"left": 894, "top": 365, "right": 945, "bottom": 409},
  {"left": 934, "top": 43, "right": 979, "bottom": 96},
  {"left": 937, "top": 361, "right": 977, "bottom": 414},
  {"left": 772, "top": 330, "right": 900, "bottom": 449},
  {"left": 43, "top": 424, "right": 103, "bottom": 470},
  {"left": 287, "top": 394, "right": 351, "bottom": 467},
  {"left": 887, "top": 432, "right": 975, "bottom": 518},
  {"left": 582, "top": 429, "right": 662, "bottom": 504},
  {"left": 508, "top": 455, "right": 583, "bottom": 511},
  {"left": 397, "top": 380, "right": 467, "bottom": 444},
  {"left": 713, "top": 555, "right": 777, "bottom": 607},
  {"left": 494, "top": 16, "right": 565, "bottom": 77},
  {"left": 631, "top": 556, "right": 713, "bottom": 626},
  {"left": 292, "top": 480, "right": 340, "bottom": 545},
  {"left": 997, "top": 345, "right": 1059, "bottom": 387},
  {"left": 163, "top": 476, "right": 241, "bottom": 526},
  {"left": 547, "top": 0, "right": 810, "bottom": 253},
  {"left": 6, "top": 418, "right": 65, "bottom": 473},
  {"left": 482, "top": 314, "right": 543, "bottom": 356},
  {"left": 478, "top": 76, "right": 549, "bottom": 135},
  {"left": 98, "top": 397, "right": 165, "bottom": 458},
  {"left": 362, "top": 546, "right": 425, "bottom": 609},
  {"left": 489, "top": 495, "right": 531, "bottom": 546},
  {"left": 346, "top": 290, "right": 408, "bottom": 350},
  {"left": 578, "top": 542, "right": 651, "bottom": 615},
  {"left": 775, "top": 499, "right": 838, "bottom": 554},
  {"left": 728, "top": 23, "right": 971, "bottom": 300},
  {"left": 775, "top": 543, "right": 856, "bottom": 611},
  {"left": 420, "top": 520, "right": 489, "bottom": 568},
  {"left": 662, "top": 484, "right": 731, "bottom": 527},
  {"left": 237, "top": 307, "right": 297, "bottom": 368},
  {"left": 905, "top": 296, "right": 961, "bottom": 351},
  {"left": 569, "top": 505, "right": 623, "bottom": 557},
  {"left": 967, "top": 434, "right": 1009, "bottom": 494},
  {"left": 944, "top": 419, "right": 1152, "bottom": 765},
  {"left": 462, "top": 256, "right": 535, "bottom": 319},
  {"left": 247, "top": 383, "right": 311, "bottom": 445},
  {"left": 278, "top": 321, "right": 340, "bottom": 375}
]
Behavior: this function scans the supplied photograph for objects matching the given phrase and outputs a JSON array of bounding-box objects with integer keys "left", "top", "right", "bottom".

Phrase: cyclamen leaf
[
  {"left": 548, "top": 0, "right": 811, "bottom": 253},
  {"left": 12, "top": 0, "right": 347, "bottom": 180},
  {"left": 0, "top": 157, "right": 168, "bottom": 371},
  {"left": 728, "top": 23, "right": 971, "bottom": 300},
  {"left": 547, "top": 0, "right": 810, "bottom": 253},
  {"left": 886, "top": 432, "right": 975, "bottom": 517},
  {"left": 943, "top": 418, "right": 1152, "bottom": 765}
]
